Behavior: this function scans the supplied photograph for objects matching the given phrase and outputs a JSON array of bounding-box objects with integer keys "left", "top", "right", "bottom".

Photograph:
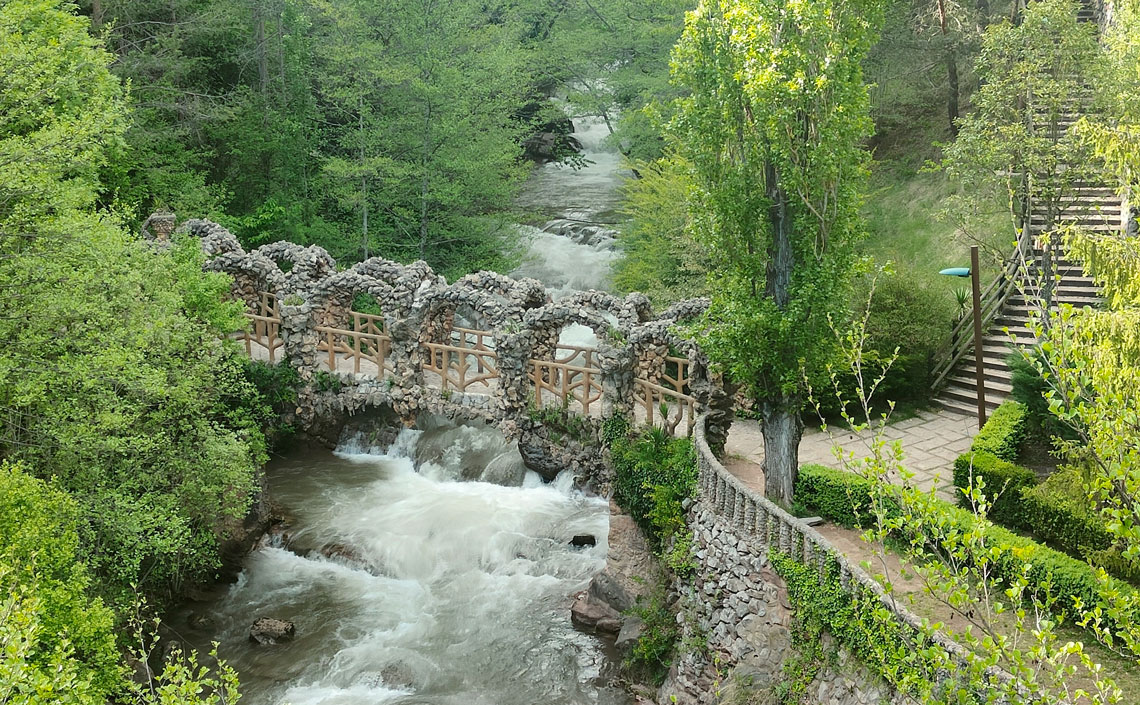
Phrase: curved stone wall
[{"left": 662, "top": 413, "right": 1016, "bottom": 704}]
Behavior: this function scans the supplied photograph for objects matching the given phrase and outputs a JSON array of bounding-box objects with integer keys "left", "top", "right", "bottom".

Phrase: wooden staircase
[{"left": 935, "top": 249, "right": 1105, "bottom": 416}]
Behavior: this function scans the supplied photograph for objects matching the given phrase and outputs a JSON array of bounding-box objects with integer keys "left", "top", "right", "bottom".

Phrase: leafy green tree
[
  {"left": 670, "top": 0, "right": 883, "bottom": 504},
  {"left": 0, "top": 462, "right": 122, "bottom": 701},
  {"left": 942, "top": 0, "right": 1101, "bottom": 306},
  {"left": 613, "top": 155, "right": 710, "bottom": 305},
  {"left": 0, "top": 0, "right": 266, "bottom": 605}
]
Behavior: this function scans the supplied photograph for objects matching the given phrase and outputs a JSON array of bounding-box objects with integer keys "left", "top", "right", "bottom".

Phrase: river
[{"left": 175, "top": 113, "right": 636, "bottom": 704}]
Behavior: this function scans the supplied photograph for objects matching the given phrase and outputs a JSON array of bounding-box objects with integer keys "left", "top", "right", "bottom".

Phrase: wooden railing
[
  {"left": 692, "top": 413, "right": 1014, "bottom": 695},
  {"left": 634, "top": 355, "right": 696, "bottom": 434},
  {"left": 317, "top": 325, "right": 391, "bottom": 375},
  {"left": 422, "top": 341, "right": 499, "bottom": 392},
  {"left": 240, "top": 292, "right": 284, "bottom": 363},
  {"left": 930, "top": 227, "right": 1033, "bottom": 391},
  {"left": 530, "top": 358, "right": 603, "bottom": 416}
]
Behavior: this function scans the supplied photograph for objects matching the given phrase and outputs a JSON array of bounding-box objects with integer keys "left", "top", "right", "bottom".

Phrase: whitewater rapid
[{"left": 181, "top": 423, "right": 629, "bottom": 705}]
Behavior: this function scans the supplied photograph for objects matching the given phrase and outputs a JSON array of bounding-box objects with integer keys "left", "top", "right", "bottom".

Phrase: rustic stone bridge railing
[
  {"left": 160, "top": 217, "right": 736, "bottom": 477},
  {"left": 673, "top": 413, "right": 1018, "bottom": 704}
]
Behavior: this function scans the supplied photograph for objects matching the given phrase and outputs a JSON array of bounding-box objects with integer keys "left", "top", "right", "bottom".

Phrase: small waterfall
[{"left": 179, "top": 421, "right": 626, "bottom": 705}]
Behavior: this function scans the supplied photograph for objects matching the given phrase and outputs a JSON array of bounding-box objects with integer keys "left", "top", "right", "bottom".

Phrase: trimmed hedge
[
  {"left": 1018, "top": 468, "right": 1113, "bottom": 559},
  {"left": 970, "top": 401, "right": 1027, "bottom": 461},
  {"left": 795, "top": 464, "right": 1136, "bottom": 628},
  {"left": 952, "top": 451, "right": 1036, "bottom": 523}
]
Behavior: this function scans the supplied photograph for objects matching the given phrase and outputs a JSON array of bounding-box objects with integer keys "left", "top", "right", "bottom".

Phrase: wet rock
[
  {"left": 616, "top": 615, "right": 645, "bottom": 655},
  {"left": 570, "top": 592, "right": 621, "bottom": 635},
  {"left": 380, "top": 662, "right": 415, "bottom": 690},
  {"left": 186, "top": 612, "right": 214, "bottom": 631},
  {"left": 588, "top": 571, "right": 633, "bottom": 613},
  {"left": 518, "top": 441, "right": 562, "bottom": 482},
  {"left": 570, "top": 534, "right": 596, "bottom": 548},
  {"left": 249, "top": 617, "right": 296, "bottom": 645}
]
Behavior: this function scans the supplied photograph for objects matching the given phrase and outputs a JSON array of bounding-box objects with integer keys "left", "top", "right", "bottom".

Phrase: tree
[
  {"left": 942, "top": 0, "right": 1101, "bottom": 307},
  {"left": 669, "top": 0, "right": 883, "bottom": 505},
  {"left": 0, "top": 0, "right": 266, "bottom": 605}
]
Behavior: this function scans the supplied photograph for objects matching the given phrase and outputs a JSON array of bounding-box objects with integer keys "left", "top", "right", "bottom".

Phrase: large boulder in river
[
  {"left": 249, "top": 617, "right": 296, "bottom": 645},
  {"left": 570, "top": 592, "right": 621, "bottom": 635}
]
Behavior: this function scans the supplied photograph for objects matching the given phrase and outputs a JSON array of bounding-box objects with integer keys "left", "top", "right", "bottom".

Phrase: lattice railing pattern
[{"left": 240, "top": 292, "right": 284, "bottom": 363}]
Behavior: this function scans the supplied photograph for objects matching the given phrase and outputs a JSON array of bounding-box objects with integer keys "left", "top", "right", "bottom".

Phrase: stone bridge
[{"left": 158, "top": 217, "right": 734, "bottom": 479}]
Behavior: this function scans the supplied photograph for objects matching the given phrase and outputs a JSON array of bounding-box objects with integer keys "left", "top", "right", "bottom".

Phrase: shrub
[
  {"left": 970, "top": 401, "right": 1027, "bottom": 461},
  {"left": 793, "top": 462, "right": 1139, "bottom": 632},
  {"left": 1018, "top": 467, "right": 1114, "bottom": 560},
  {"left": 1008, "top": 351, "right": 1081, "bottom": 441},
  {"left": 952, "top": 451, "right": 1036, "bottom": 522},
  {"left": 795, "top": 464, "right": 880, "bottom": 527},
  {"left": 610, "top": 423, "right": 697, "bottom": 551},
  {"left": 0, "top": 462, "right": 123, "bottom": 699}
]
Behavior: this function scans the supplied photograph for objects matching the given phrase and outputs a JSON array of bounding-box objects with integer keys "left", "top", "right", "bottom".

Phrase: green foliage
[
  {"left": 625, "top": 579, "right": 679, "bottom": 686},
  {"left": 970, "top": 401, "right": 1028, "bottom": 461},
  {"left": 952, "top": 451, "right": 1036, "bottom": 521},
  {"left": 669, "top": 0, "right": 883, "bottom": 503},
  {"left": 942, "top": 0, "right": 1101, "bottom": 245},
  {"left": 772, "top": 551, "right": 948, "bottom": 701},
  {"left": 0, "top": 2, "right": 268, "bottom": 607},
  {"left": 1009, "top": 351, "right": 1080, "bottom": 440},
  {"left": 0, "top": 586, "right": 99, "bottom": 705},
  {"left": 1019, "top": 467, "right": 1115, "bottom": 563},
  {"left": 242, "top": 360, "right": 301, "bottom": 447},
  {"left": 816, "top": 267, "right": 958, "bottom": 416},
  {"left": 0, "top": 463, "right": 122, "bottom": 700},
  {"left": 527, "top": 402, "right": 593, "bottom": 444},
  {"left": 613, "top": 155, "right": 709, "bottom": 306},
  {"left": 795, "top": 462, "right": 1139, "bottom": 635},
  {"left": 793, "top": 465, "right": 880, "bottom": 528},
  {"left": 609, "top": 424, "right": 697, "bottom": 553}
]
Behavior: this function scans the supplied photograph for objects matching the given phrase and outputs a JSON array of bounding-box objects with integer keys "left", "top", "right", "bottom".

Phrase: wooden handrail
[{"left": 931, "top": 227, "right": 1033, "bottom": 391}]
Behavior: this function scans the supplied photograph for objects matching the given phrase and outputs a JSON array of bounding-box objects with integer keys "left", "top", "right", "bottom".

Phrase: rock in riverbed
[{"left": 249, "top": 617, "right": 296, "bottom": 645}]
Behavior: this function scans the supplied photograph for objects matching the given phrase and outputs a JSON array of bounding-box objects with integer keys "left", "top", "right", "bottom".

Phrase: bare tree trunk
[
  {"left": 254, "top": 2, "right": 269, "bottom": 99},
  {"left": 359, "top": 104, "right": 369, "bottom": 260},
  {"left": 936, "top": 0, "right": 959, "bottom": 135},
  {"left": 761, "top": 401, "right": 803, "bottom": 507},
  {"left": 946, "top": 49, "right": 960, "bottom": 135},
  {"left": 91, "top": 0, "right": 104, "bottom": 29},
  {"left": 420, "top": 102, "right": 432, "bottom": 261}
]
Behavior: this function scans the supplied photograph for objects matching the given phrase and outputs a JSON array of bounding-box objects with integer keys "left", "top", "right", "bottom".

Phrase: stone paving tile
[{"left": 724, "top": 408, "right": 977, "bottom": 504}]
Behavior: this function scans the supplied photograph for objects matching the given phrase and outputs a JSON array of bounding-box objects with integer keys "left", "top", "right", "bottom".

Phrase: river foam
[{"left": 182, "top": 422, "right": 628, "bottom": 705}]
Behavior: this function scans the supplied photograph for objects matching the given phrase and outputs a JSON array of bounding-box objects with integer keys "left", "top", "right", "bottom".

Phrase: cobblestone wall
[{"left": 163, "top": 217, "right": 735, "bottom": 484}]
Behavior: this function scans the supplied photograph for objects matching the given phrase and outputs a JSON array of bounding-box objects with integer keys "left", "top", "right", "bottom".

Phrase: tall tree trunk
[
  {"left": 936, "top": 0, "right": 959, "bottom": 135},
  {"left": 91, "top": 0, "right": 104, "bottom": 29},
  {"left": 761, "top": 160, "right": 799, "bottom": 504},
  {"left": 946, "top": 49, "right": 959, "bottom": 135},
  {"left": 761, "top": 401, "right": 803, "bottom": 507},
  {"left": 359, "top": 104, "right": 369, "bottom": 260},
  {"left": 419, "top": 102, "right": 432, "bottom": 261},
  {"left": 254, "top": 2, "right": 269, "bottom": 99}
]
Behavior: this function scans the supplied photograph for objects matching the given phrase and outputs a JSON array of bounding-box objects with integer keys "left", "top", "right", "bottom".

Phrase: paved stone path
[{"left": 724, "top": 410, "right": 977, "bottom": 502}]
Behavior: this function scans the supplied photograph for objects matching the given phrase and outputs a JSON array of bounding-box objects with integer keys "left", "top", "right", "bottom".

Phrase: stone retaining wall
[{"left": 658, "top": 414, "right": 1015, "bottom": 704}]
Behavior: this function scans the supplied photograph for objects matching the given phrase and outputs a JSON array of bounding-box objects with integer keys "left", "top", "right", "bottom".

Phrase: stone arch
[
  {"left": 655, "top": 297, "right": 711, "bottom": 324},
  {"left": 204, "top": 250, "right": 288, "bottom": 309},
  {"left": 177, "top": 219, "right": 244, "bottom": 257},
  {"left": 308, "top": 270, "right": 400, "bottom": 331},
  {"left": 415, "top": 284, "right": 512, "bottom": 395},
  {"left": 253, "top": 241, "right": 337, "bottom": 293},
  {"left": 627, "top": 320, "right": 712, "bottom": 434},
  {"left": 453, "top": 272, "right": 548, "bottom": 312}
]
